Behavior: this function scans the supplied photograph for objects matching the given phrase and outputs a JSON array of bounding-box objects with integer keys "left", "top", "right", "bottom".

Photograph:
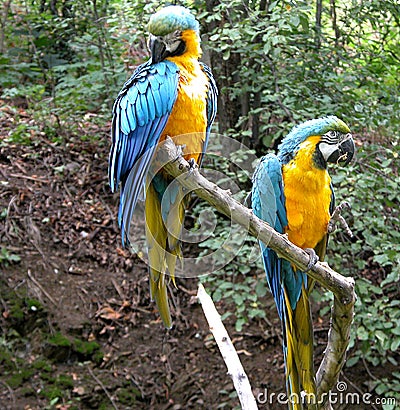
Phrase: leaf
[
  {"left": 357, "top": 326, "right": 369, "bottom": 341},
  {"left": 346, "top": 356, "right": 360, "bottom": 367},
  {"left": 235, "top": 317, "right": 246, "bottom": 332},
  {"left": 255, "top": 281, "right": 267, "bottom": 297},
  {"left": 375, "top": 330, "right": 387, "bottom": 346},
  {"left": 96, "top": 306, "right": 122, "bottom": 321},
  {"left": 382, "top": 403, "right": 396, "bottom": 410},
  {"left": 390, "top": 339, "right": 400, "bottom": 352}
]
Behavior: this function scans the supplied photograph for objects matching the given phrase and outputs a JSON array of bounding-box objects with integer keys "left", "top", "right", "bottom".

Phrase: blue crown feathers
[{"left": 148, "top": 6, "right": 199, "bottom": 37}]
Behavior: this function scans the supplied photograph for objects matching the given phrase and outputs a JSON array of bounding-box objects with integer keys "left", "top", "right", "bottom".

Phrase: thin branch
[
  {"left": 316, "top": 297, "right": 354, "bottom": 408},
  {"left": 197, "top": 283, "right": 258, "bottom": 410},
  {"left": 87, "top": 367, "right": 119, "bottom": 410},
  {"left": 158, "top": 138, "right": 354, "bottom": 303},
  {"left": 27, "top": 269, "right": 57, "bottom": 306},
  {"left": 156, "top": 137, "right": 356, "bottom": 406},
  {"left": 0, "top": 380, "right": 16, "bottom": 408}
]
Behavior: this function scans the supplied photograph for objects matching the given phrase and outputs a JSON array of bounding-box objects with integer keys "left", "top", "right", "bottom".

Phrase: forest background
[{"left": 0, "top": 0, "right": 399, "bottom": 409}]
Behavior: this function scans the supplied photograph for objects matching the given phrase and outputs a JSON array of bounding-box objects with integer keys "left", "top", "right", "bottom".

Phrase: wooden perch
[
  {"left": 156, "top": 137, "right": 356, "bottom": 409},
  {"left": 197, "top": 283, "right": 258, "bottom": 410}
]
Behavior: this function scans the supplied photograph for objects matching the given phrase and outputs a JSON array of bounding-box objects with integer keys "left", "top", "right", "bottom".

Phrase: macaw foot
[
  {"left": 186, "top": 158, "right": 198, "bottom": 175},
  {"left": 243, "top": 192, "right": 252, "bottom": 207},
  {"left": 187, "top": 157, "right": 196, "bottom": 169},
  {"left": 304, "top": 248, "right": 319, "bottom": 273},
  {"left": 172, "top": 143, "right": 186, "bottom": 162},
  {"left": 328, "top": 201, "right": 353, "bottom": 237}
]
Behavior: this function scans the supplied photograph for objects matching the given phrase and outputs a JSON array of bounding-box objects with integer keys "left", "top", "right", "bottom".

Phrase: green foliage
[
  {"left": 198, "top": 220, "right": 267, "bottom": 332},
  {"left": 201, "top": 0, "right": 400, "bottom": 149},
  {"left": 1, "top": 0, "right": 128, "bottom": 135},
  {"left": 0, "top": 247, "right": 21, "bottom": 266}
]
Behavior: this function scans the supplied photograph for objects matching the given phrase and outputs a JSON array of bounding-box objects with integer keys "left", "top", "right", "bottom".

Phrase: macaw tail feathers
[
  {"left": 164, "top": 180, "right": 186, "bottom": 287},
  {"left": 284, "top": 286, "right": 317, "bottom": 410},
  {"left": 145, "top": 180, "right": 186, "bottom": 328},
  {"left": 149, "top": 267, "right": 171, "bottom": 328}
]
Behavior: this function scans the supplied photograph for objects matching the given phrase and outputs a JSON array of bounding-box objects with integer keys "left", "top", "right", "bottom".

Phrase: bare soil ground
[{"left": 0, "top": 102, "right": 393, "bottom": 409}]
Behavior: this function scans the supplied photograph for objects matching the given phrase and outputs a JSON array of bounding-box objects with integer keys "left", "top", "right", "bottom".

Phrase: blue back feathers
[
  {"left": 277, "top": 115, "right": 350, "bottom": 164},
  {"left": 148, "top": 6, "right": 199, "bottom": 36}
]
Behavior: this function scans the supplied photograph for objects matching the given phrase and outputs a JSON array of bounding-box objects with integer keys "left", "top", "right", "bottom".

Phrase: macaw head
[
  {"left": 147, "top": 6, "right": 200, "bottom": 63},
  {"left": 277, "top": 116, "right": 355, "bottom": 169}
]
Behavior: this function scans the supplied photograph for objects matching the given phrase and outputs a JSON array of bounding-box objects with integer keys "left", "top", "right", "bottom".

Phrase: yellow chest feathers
[
  {"left": 164, "top": 59, "right": 208, "bottom": 134},
  {"left": 282, "top": 136, "right": 332, "bottom": 249},
  {"left": 161, "top": 56, "right": 208, "bottom": 163}
]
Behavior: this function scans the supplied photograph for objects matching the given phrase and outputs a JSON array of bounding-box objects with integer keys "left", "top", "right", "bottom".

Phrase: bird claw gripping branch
[
  {"left": 304, "top": 248, "right": 320, "bottom": 273},
  {"left": 328, "top": 201, "right": 353, "bottom": 237}
]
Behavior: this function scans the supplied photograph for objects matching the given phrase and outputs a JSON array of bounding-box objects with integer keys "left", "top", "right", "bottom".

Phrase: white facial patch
[{"left": 319, "top": 141, "right": 338, "bottom": 161}]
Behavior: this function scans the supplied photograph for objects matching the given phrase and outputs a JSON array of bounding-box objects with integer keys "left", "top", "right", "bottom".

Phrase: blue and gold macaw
[
  {"left": 251, "top": 116, "right": 355, "bottom": 409},
  {"left": 109, "top": 6, "right": 217, "bottom": 328}
]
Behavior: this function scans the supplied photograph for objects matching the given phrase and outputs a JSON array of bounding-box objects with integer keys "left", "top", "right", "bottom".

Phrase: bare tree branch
[
  {"left": 197, "top": 283, "right": 258, "bottom": 410},
  {"left": 156, "top": 137, "right": 356, "bottom": 407}
]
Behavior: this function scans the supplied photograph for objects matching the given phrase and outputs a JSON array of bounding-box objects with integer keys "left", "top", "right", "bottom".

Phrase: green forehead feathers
[{"left": 148, "top": 5, "right": 199, "bottom": 37}]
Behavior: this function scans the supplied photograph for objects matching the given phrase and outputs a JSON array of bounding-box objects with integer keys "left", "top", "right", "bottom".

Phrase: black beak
[
  {"left": 327, "top": 134, "right": 355, "bottom": 166},
  {"left": 149, "top": 35, "right": 168, "bottom": 64},
  {"left": 339, "top": 137, "right": 355, "bottom": 165}
]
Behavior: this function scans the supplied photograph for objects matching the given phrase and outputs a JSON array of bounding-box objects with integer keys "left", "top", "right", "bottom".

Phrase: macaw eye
[
  {"left": 321, "top": 131, "right": 339, "bottom": 144},
  {"left": 161, "top": 30, "right": 182, "bottom": 42}
]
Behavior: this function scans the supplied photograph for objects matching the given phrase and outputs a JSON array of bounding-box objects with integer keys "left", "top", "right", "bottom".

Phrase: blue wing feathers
[
  {"left": 137, "top": 77, "right": 148, "bottom": 94},
  {"left": 153, "top": 90, "right": 163, "bottom": 117},
  {"left": 108, "top": 60, "right": 180, "bottom": 244},
  {"left": 126, "top": 102, "right": 137, "bottom": 130},
  {"left": 252, "top": 154, "right": 287, "bottom": 230},
  {"left": 126, "top": 87, "right": 138, "bottom": 105},
  {"left": 252, "top": 154, "right": 287, "bottom": 318},
  {"left": 146, "top": 90, "right": 156, "bottom": 119},
  {"left": 119, "top": 94, "right": 129, "bottom": 111},
  {"left": 157, "top": 61, "right": 166, "bottom": 76},
  {"left": 110, "top": 59, "right": 216, "bottom": 245},
  {"left": 135, "top": 94, "right": 145, "bottom": 127}
]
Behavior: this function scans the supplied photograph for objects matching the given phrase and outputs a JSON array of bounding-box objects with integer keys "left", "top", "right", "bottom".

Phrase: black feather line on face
[
  {"left": 169, "top": 40, "right": 186, "bottom": 57},
  {"left": 313, "top": 144, "right": 327, "bottom": 170}
]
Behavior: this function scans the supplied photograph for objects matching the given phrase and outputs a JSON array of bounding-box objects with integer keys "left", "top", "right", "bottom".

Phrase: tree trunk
[{"left": 315, "top": 0, "right": 323, "bottom": 49}]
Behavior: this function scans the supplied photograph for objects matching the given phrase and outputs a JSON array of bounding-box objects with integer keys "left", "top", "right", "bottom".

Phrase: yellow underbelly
[{"left": 283, "top": 163, "right": 332, "bottom": 249}]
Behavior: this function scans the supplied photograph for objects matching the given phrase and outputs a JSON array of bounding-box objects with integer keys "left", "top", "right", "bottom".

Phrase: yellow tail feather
[
  {"left": 145, "top": 184, "right": 171, "bottom": 328},
  {"left": 165, "top": 185, "right": 186, "bottom": 287},
  {"left": 284, "top": 287, "right": 317, "bottom": 410},
  {"left": 149, "top": 267, "right": 172, "bottom": 328},
  {"left": 145, "top": 183, "right": 186, "bottom": 328}
]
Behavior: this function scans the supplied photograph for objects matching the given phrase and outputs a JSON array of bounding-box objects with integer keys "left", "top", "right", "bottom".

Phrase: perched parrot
[
  {"left": 108, "top": 6, "right": 217, "bottom": 328},
  {"left": 251, "top": 116, "right": 355, "bottom": 409}
]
